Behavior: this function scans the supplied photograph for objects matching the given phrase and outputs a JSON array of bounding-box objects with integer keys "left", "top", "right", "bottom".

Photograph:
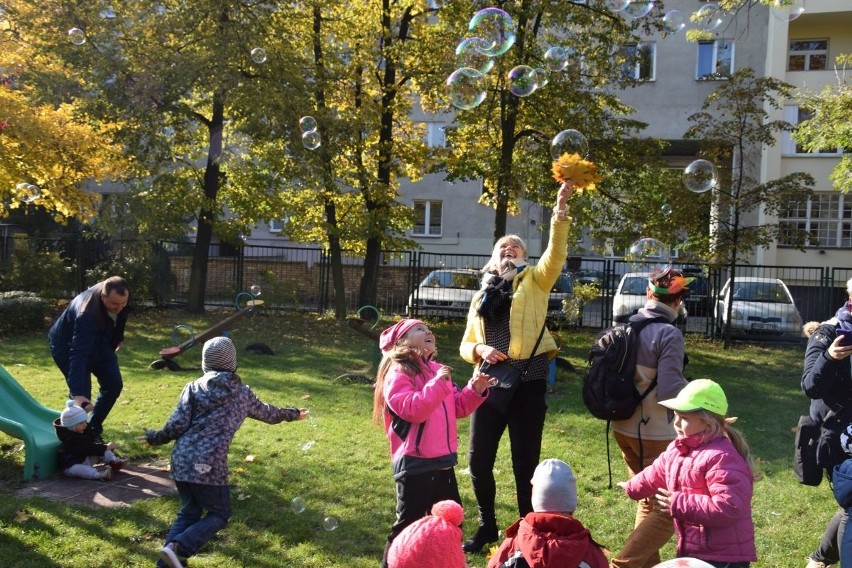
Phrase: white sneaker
[
  {"left": 805, "top": 559, "right": 832, "bottom": 568},
  {"left": 159, "top": 543, "right": 184, "bottom": 568},
  {"left": 98, "top": 468, "right": 112, "bottom": 481}
]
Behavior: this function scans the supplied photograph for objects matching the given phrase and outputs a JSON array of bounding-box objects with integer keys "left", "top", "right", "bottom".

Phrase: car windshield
[
  {"left": 731, "top": 282, "right": 791, "bottom": 303},
  {"left": 421, "top": 271, "right": 480, "bottom": 290},
  {"left": 622, "top": 276, "right": 648, "bottom": 295},
  {"left": 551, "top": 274, "right": 574, "bottom": 294}
]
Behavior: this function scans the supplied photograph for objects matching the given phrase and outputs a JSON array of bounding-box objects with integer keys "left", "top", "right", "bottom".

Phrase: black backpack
[{"left": 582, "top": 317, "right": 666, "bottom": 421}]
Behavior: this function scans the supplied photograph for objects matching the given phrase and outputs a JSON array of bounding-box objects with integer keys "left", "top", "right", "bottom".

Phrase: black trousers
[
  {"left": 468, "top": 379, "right": 547, "bottom": 523},
  {"left": 381, "top": 468, "right": 461, "bottom": 567}
]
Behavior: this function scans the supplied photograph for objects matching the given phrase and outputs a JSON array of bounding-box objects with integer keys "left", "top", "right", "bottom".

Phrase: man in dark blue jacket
[{"left": 48, "top": 276, "right": 130, "bottom": 440}]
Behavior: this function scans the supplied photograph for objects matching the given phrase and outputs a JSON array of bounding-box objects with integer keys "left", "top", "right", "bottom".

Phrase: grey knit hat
[
  {"left": 60, "top": 400, "right": 88, "bottom": 428},
  {"left": 531, "top": 458, "right": 578, "bottom": 513},
  {"left": 202, "top": 336, "right": 237, "bottom": 372}
]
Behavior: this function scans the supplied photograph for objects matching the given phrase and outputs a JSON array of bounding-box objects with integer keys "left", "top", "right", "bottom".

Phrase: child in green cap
[{"left": 618, "top": 379, "right": 756, "bottom": 567}]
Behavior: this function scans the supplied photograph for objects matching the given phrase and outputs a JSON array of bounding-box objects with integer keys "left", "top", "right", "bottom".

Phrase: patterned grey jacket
[{"left": 145, "top": 371, "right": 301, "bottom": 485}]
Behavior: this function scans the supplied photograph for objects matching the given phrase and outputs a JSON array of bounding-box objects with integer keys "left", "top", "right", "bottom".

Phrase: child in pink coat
[
  {"left": 373, "top": 319, "right": 491, "bottom": 568},
  {"left": 620, "top": 379, "right": 756, "bottom": 568}
]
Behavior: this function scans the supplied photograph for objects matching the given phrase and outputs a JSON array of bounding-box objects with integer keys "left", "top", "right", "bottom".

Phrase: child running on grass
[
  {"left": 54, "top": 400, "right": 126, "bottom": 481},
  {"left": 620, "top": 379, "right": 756, "bottom": 568},
  {"left": 141, "top": 336, "right": 308, "bottom": 568},
  {"left": 372, "top": 318, "right": 491, "bottom": 568}
]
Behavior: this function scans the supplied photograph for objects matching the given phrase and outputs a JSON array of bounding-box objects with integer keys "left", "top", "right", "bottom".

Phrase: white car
[
  {"left": 406, "top": 269, "right": 481, "bottom": 318},
  {"left": 714, "top": 277, "right": 803, "bottom": 338},
  {"left": 612, "top": 272, "right": 687, "bottom": 324}
]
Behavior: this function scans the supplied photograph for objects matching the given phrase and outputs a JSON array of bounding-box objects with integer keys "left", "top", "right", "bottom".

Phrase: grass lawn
[{"left": 0, "top": 309, "right": 833, "bottom": 567}]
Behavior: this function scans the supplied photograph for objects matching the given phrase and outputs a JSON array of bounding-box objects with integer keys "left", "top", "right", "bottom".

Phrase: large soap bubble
[
  {"left": 695, "top": 4, "right": 724, "bottom": 32},
  {"left": 682, "top": 159, "right": 718, "bottom": 194},
  {"left": 507, "top": 65, "right": 537, "bottom": 97},
  {"left": 299, "top": 116, "right": 318, "bottom": 133},
  {"left": 662, "top": 10, "right": 686, "bottom": 34},
  {"left": 68, "top": 27, "right": 86, "bottom": 45},
  {"left": 771, "top": 0, "right": 805, "bottom": 22},
  {"left": 550, "top": 129, "right": 589, "bottom": 160},
  {"left": 447, "top": 67, "right": 487, "bottom": 110},
  {"left": 468, "top": 7, "right": 516, "bottom": 57},
  {"left": 16, "top": 182, "right": 41, "bottom": 203},
  {"left": 603, "top": 0, "right": 630, "bottom": 12},
  {"left": 543, "top": 46, "right": 570, "bottom": 72},
  {"left": 622, "top": 0, "right": 655, "bottom": 19},
  {"left": 250, "top": 47, "right": 267, "bottom": 64},
  {"left": 625, "top": 237, "right": 670, "bottom": 273},
  {"left": 302, "top": 130, "right": 321, "bottom": 151},
  {"left": 455, "top": 38, "right": 494, "bottom": 75}
]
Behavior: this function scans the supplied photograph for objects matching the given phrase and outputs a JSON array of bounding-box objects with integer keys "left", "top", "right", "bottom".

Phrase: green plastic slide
[{"left": 0, "top": 365, "right": 60, "bottom": 480}]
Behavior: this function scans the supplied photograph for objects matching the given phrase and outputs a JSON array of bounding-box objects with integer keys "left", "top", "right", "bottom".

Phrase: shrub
[{"left": 0, "top": 291, "right": 50, "bottom": 336}]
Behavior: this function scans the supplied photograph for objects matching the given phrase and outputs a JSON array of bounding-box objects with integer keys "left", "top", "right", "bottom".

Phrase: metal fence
[{"left": 1, "top": 233, "right": 847, "bottom": 338}]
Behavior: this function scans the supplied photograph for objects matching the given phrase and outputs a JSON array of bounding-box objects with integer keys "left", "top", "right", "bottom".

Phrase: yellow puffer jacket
[{"left": 460, "top": 214, "right": 571, "bottom": 364}]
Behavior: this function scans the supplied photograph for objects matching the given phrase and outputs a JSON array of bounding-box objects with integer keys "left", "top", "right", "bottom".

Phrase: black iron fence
[{"left": 1, "top": 233, "right": 848, "bottom": 338}]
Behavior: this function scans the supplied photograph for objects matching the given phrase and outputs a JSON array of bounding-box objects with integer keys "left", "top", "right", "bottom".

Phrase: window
[
  {"left": 788, "top": 39, "right": 828, "bottom": 71},
  {"left": 696, "top": 40, "right": 733, "bottom": 79},
  {"left": 782, "top": 105, "right": 841, "bottom": 155},
  {"left": 779, "top": 193, "right": 852, "bottom": 248},
  {"left": 423, "top": 122, "right": 446, "bottom": 148},
  {"left": 269, "top": 218, "right": 288, "bottom": 233},
  {"left": 621, "top": 42, "right": 656, "bottom": 81},
  {"left": 413, "top": 200, "right": 442, "bottom": 237}
]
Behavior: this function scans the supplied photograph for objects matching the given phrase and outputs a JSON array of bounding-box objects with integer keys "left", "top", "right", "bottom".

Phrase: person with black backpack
[
  {"left": 801, "top": 281, "right": 852, "bottom": 568},
  {"left": 609, "top": 268, "right": 689, "bottom": 568}
]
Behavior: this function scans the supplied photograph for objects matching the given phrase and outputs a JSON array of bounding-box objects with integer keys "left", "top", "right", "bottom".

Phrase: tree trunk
[{"left": 187, "top": 94, "right": 225, "bottom": 313}]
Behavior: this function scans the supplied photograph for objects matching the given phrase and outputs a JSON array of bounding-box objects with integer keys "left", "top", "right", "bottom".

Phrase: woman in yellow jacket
[{"left": 459, "top": 180, "right": 573, "bottom": 553}]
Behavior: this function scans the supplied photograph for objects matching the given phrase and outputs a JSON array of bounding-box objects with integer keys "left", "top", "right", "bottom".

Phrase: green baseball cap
[{"left": 659, "top": 379, "right": 728, "bottom": 416}]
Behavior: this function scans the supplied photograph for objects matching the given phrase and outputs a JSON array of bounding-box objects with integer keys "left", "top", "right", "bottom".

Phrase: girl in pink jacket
[
  {"left": 373, "top": 319, "right": 490, "bottom": 568},
  {"left": 621, "top": 379, "right": 756, "bottom": 567}
]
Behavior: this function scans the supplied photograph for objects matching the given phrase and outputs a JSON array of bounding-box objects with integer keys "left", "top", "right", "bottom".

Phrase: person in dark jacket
[
  {"left": 53, "top": 400, "right": 126, "bottom": 481},
  {"left": 48, "top": 276, "right": 130, "bottom": 440},
  {"left": 802, "top": 283, "right": 852, "bottom": 568},
  {"left": 141, "top": 336, "right": 308, "bottom": 568}
]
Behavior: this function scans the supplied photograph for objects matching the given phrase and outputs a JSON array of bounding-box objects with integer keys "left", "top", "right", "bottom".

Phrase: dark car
[
  {"left": 547, "top": 272, "right": 575, "bottom": 320},
  {"left": 683, "top": 273, "right": 710, "bottom": 317}
]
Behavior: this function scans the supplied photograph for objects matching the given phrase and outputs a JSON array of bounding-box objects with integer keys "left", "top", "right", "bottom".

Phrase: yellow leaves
[{"left": 550, "top": 152, "right": 602, "bottom": 193}]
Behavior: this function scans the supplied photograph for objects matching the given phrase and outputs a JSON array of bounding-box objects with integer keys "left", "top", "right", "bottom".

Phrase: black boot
[{"left": 462, "top": 523, "right": 499, "bottom": 553}]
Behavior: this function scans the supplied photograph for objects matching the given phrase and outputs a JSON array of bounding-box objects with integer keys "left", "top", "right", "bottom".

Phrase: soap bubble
[
  {"left": 531, "top": 67, "right": 549, "bottom": 90},
  {"left": 323, "top": 516, "right": 339, "bottom": 531},
  {"left": 455, "top": 37, "right": 494, "bottom": 75},
  {"left": 302, "top": 130, "right": 321, "bottom": 151},
  {"left": 299, "top": 116, "right": 317, "bottom": 133},
  {"left": 291, "top": 496, "right": 306, "bottom": 513},
  {"left": 550, "top": 129, "right": 589, "bottom": 160},
  {"left": 622, "top": 0, "right": 655, "bottom": 19},
  {"left": 662, "top": 10, "right": 686, "bottom": 34},
  {"left": 250, "top": 284, "right": 261, "bottom": 296},
  {"left": 661, "top": 203, "right": 672, "bottom": 216},
  {"left": 468, "top": 7, "right": 516, "bottom": 57},
  {"left": 250, "top": 47, "right": 267, "bottom": 64},
  {"left": 603, "top": 0, "right": 629, "bottom": 12},
  {"left": 68, "top": 28, "right": 86, "bottom": 45},
  {"left": 446, "top": 67, "right": 487, "bottom": 110},
  {"left": 16, "top": 183, "right": 41, "bottom": 203},
  {"left": 507, "top": 65, "right": 537, "bottom": 97},
  {"left": 771, "top": 0, "right": 805, "bottom": 22},
  {"left": 695, "top": 4, "right": 723, "bottom": 32},
  {"left": 625, "top": 237, "right": 670, "bottom": 273},
  {"left": 682, "top": 159, "right": 718, "bottom": 194},
  {"left": 543, "top": 46, "right": 570, "bottom": 72}
]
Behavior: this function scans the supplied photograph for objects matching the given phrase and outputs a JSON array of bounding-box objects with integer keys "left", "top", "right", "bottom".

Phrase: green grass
[{"left": 0, "top": 310, "right": 833, "bottom": 567}]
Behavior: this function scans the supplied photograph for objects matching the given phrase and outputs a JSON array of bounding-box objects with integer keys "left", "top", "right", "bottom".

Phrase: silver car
[
  {"left": 714, "top": 277, "right": 803, "bottom": 338},
  {"left": 406, "top": 269, "right": 482, "bottom": 318},
  {"left": 612, "top": 272, "right": 687, "bottom": 324}
]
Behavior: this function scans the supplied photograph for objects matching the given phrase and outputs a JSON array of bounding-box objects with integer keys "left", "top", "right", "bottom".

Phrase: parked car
[
  {"left": 407, "top": 269, "right": 575, "bottom": 320},
  {"left": 612, "top": 272, "right": 687, "bottom": 324},
  {"left": 406, "top": 268, "right": 481, "bottom": 318},
  {"left": 682, "top": 272, "right": 710, "bottom": 317},
  {"left": 574, "top": 269, "right": 604, "bottom": 289},
  {"left": 547, "top": 272, "right": 575, "bottom": 321},
  {"left": 714, "top": 277, "right": 803, "bottom": 338}
]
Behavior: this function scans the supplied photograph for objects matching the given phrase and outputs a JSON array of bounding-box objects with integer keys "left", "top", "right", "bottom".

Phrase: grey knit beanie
[
  {"left": 202, "top": 336, "right": 237, "bottom": 372},
  {"left": 531, "top": 458, "right": 578, "bottom": 513},
  {"left": 60, "top": 400, "right": 88, "bottom": 428}
]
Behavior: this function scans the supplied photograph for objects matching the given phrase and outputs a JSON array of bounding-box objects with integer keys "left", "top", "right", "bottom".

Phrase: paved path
[{"left": 14, "top": 462, "right": 176, "bottom": 508}]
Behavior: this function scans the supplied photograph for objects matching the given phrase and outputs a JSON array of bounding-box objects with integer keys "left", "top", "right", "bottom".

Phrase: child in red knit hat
[{"left": 387, "top": 500, "right": 466, "bottom": 568}]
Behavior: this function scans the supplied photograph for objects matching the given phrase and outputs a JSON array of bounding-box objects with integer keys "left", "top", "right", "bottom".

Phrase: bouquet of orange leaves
[{"left": 551, "top": 152, "right": 602, "bottom": 194}]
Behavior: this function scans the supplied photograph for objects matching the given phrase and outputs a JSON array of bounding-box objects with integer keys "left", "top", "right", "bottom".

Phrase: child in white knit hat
[
  {"left": 53, "top": 400, "right": 126, "bottom": 481},
  {"left": 488, "top": 458, "right": 608, "bottom": 567}
]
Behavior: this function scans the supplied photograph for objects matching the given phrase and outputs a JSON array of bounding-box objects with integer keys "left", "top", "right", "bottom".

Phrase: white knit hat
[
  {"left": 531, "top": 458, "right": 578, "bottom": 513},
  {"left": 60, "top": 400, "right": 88, "bottom": 428},
  {"left": 202, "top": 336, "right": 237, "bottom": 372}
]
